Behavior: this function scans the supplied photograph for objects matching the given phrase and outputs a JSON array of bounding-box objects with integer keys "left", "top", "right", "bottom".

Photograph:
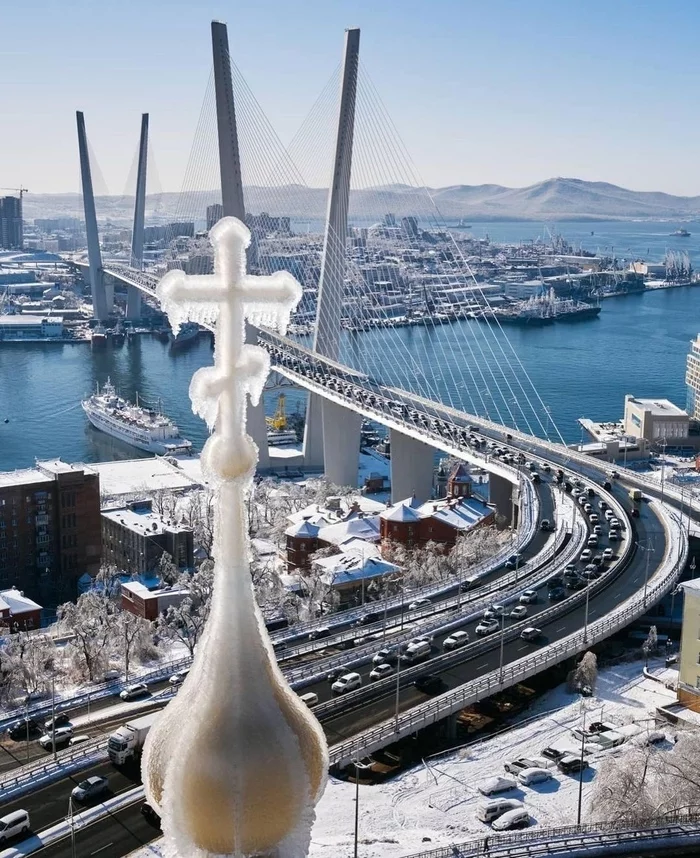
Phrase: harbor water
[{"left": 1, "top": 220, "right": 699, "bottom": 471}]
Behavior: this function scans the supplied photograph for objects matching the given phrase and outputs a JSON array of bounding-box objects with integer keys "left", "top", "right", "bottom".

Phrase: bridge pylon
[
  {"left": 76, "top": 111, "right": 111, "bottom": 321},
  {"left": 303, "top": 28, "right": 363, "bottom": 485},
  {"left": 211, "top": 20, "right": 270, "bottom": 470},
  {"left": 126, "top": 113, "right": 149, "bottom": 319}
]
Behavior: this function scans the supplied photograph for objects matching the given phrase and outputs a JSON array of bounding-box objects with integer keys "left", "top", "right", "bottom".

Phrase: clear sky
[{"left": 3, "top": 0, "right": 700, "bottom": 195}]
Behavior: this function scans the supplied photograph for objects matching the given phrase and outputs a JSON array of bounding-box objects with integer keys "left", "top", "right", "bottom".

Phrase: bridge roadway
[{"left": 0, "top": 485, "right": 663, "bottom": 849}]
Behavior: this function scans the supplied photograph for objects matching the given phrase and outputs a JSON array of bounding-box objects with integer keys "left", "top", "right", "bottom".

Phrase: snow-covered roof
[
  {"left": 102, "top": 503, "right": 193, "bottom": 536},
  {"left": 0, "top": 467, "right": 53, "bottom": 489},
  {"left": 448, "top": 463, "right": 472, "bottom": 484},
  {"left": 251, "top": 537, "right": 277, "bottom": 557},
  {"left": 317, "top": 515, "right": 381, "bottom": 546},
  {"left": 287, "top": 495, "right": 386, "bottom": 528},
  {"left": 0, "top": 588, "right": 42, "bottom": 615},
  {"left": 90, "top": 456, "right": 202, "bottom": 499},
  {"left": 315, "top": 551, "right": 400, "bottom": 587},
  {"left": 380, "top": 499, "right": 421, "bottom": 523},
  {"left": 285, "top": 519, "right": 321, "bottom": 539},
  {"left": 418, "top": 496, "right": 492, "bottom": 530}
]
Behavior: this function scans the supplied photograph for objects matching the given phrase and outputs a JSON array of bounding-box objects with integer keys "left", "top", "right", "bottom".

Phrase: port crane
[{"left": 266, "top": 393, "right": 287, "bottom": 430}]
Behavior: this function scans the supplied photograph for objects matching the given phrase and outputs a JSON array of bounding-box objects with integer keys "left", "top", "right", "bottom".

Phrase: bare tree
[
  {"left": 114, "top": 612, "right": 156, "bottom": 682},
  {"left": 156, "top": 563, "right": 214, "bottom": 656}
]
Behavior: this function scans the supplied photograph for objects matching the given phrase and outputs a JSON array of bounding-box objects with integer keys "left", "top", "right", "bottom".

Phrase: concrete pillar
[
  {"left": 321, "top": 399, "right": 362, "bottom": 488},
  {"left": 390, "top": 430, "right": 435, "bottom": 503},
  {"left": 76, "top": 111, "right": 109, "bottom": 320},
  {"left": 127, "top": 113, "right": 148, "bottom": 320},
  {"left": 303, "top": 28, "right": 360, "bottom": 473},
  {"left": 211, "top": 21, "right": 269, "bottom": 466},
  {"left": 489, "top": 474, "right": 517, "bottom": 528},
  {"left": 303, "top": 393, "right": 325, "bottom": 471}
]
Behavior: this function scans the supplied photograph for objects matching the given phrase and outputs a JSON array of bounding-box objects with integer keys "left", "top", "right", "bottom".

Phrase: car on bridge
[
  {"left": 520, "top": 627, "right": 542, "bottom": 642},
  {"left": 331, "top": 672, "right": 362, "bottom": 694},
  {"left": 44, "top": 713, "right": 71, "bottom": 731},
  {"left": 119, "top": 683, "right": 149, "bottom": 701},
  {"left": 519, "top": 589, "right": 538, "bottom": 604},
  {"left": 505, "top": 554, "right": 523, "bottom": 569},
  {"left": 373, "top": 646, "right": 399, "bottom": 665},
  {"left": 7, "top": 718, "right": 41, "bottom": 741},
  {"left": 414, "top": 675, "right": 447, "bottom": 695},
  {"left": 476, "top": 618, "right": 500, "bottom": 636},
  {"left": 308, "top": 626, "right": 331, "bottom": 641},
  {"left": 509, "top": 605, "right": 528, "bottom": 620},
  {"left": 39, "top": 726, "right": 73, "bottom": 751},
  {"left": 443, "top": 630, "right": 470, "bottom": 650},
  {"left": 483, "top": 604, "right": 506, "bottom": 620},
  {"left": 71, "top": 775, "right": 109, "bottom": 803},
  {"left": 369, "top": 663, "right": 394, "bottom": 682},
  {"left": 408, "top": 598, "right": 432, "bottom": 611},
  {"left": 355, "top": 611, "right": 382, "bottom": 627},
  {"left": 548, "top": 586, "right": 566, "bottom": 602}
]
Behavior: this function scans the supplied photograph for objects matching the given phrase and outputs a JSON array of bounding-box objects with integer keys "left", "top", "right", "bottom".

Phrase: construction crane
[
  {"left": 265, "top": 393, "right": 287, "bottom": 431},
  {"left": 0, "top": 187, "right": 29, "bottom": 200}
]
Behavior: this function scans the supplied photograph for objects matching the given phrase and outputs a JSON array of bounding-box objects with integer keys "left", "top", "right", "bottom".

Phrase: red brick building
[
  {"left": 284, "top": 518, "right": 320, "bottom": 570},
  {"left": 380, "top": 492, "right": 494, "bottom": 550},
  {"left": 0, "top": 460, "right": 101, "bottom": 606},
  {"left": 120, "top": 581, "right": 189, "bottom": 621},
  {"left": 0, "top": 587, "right": 42, "bottom": 631}
]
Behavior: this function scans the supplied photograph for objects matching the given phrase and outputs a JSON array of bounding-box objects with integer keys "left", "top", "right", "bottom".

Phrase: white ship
[{"left": 82, "top": 379, "right": 192, "bottom": 455}]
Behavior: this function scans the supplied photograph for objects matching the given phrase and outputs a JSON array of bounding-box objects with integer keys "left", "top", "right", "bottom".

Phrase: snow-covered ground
[
  {"left": 127, "top": 658, "right": 683, "bottom": 858},
  {"left": 308, "top": 659, "right": 678, "bottom": 858}
]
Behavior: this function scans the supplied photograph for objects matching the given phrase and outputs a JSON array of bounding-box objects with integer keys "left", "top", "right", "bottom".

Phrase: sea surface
[{"left": 1, "top": 220, "right": 699, "bottom": 472}]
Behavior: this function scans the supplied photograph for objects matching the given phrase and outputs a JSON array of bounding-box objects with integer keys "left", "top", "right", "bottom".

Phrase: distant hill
[{"left": 21, "top": 177, "right": 700, "bottom": 223}]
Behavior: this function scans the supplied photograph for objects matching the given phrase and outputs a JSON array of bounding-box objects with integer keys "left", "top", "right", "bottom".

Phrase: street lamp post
[
  {"left": 583, "top": 582, "right": 591, "bottom": 644},
  {"left": 69, "top": 796, "right": 77, "bottom": 858},
  {"left": 660, "top": 437, "right": 668, "bottom": 504},
  {"left": 394, "top": 648, "right": 402, "bottom": 734},
  {"left": 51, "top": 672, "right": 57, "bottom": 762},
  {"left": 576, "top": 700, "right": 587, "bottom": 825},
  {"left": 499, "top": 613, "right": 506, "bottom": 683}
]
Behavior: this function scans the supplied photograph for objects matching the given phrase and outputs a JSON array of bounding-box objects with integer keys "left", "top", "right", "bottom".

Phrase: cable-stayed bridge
[{"left": 68, "top": 20, "right": 693, "bottom": 762}]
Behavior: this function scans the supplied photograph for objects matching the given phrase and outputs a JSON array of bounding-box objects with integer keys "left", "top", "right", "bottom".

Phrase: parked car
[
  {"left": 409, "top": 598, "right": 432, "bottom": 611},
  {"left": 71, "top": 775, "right": 109, "bottom": 802},
  {"left": 39, "top": 726, "right": 73, "bottom": 751},
  {"left": 558, "top": 756, "right": 589, "bottom": 774},
  {"left": 509, "top": 605, "right": 528, "bottom": 620},
  {"left": 119, "top": 683, "right": 149, "bottom": 701},
  {"left": 476, "top": 619, "right": 500, "bottom": 636},
  {"left": 491, "top": 808, "right": 531, "bottom": 831},
  {"left": 520, "top": 627, "right": 541, "bottom": 642},
  {"left": 504, "top": 757, "right": 542, "bottom": 775},
  {"left": 331, "top": 672, "right": 362, "bottom": 695},
  {"left": 518, "top": 767, "right": 552, "bottom": 786},
  {"left": 443, "top": 630, "right": 469, "bottom": 651},
  {"left": 519, "top": 589, "right": 538, "bottom": 605},
  {"left": 478, "top": 775, "right": 517, "bottom": 796},
  {"left": 369, "top": 663, "right": 394, "bottom": 682},
  {"left": 476, "top": 798, "right": 523, "bottom": 823}
]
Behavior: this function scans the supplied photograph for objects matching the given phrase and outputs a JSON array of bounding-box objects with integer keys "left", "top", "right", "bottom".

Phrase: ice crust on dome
[{"left": 143, "top": 217, "right": 328, "bottom": 858}]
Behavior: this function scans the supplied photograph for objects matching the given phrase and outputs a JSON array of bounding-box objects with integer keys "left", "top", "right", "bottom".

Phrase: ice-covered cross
[
  {"left": 157, "top": 216, "right": 302, "bottom": 483},
  {"left": 144, "top": 218, "right": 327, "bottom": 858}
]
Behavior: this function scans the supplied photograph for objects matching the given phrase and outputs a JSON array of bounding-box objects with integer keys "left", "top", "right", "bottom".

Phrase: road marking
[
  {"left": 555, "top": 626, "right": 566, "bottom": 633},
  {"left": 614, "top": 593, "right": 621, "bottom": 599},
  {"left": 91, "top": 844, "right": 114, "bottom": 856},
  {"left": 475, "top": 663, "right": 488, "bottom": 671}
]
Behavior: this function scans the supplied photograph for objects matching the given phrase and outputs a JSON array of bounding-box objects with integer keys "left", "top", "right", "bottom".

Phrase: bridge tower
[
  {"left": 210, "top": 20, "right": 270, "bottom": 469},
  {"left": 76, "top": 111, "right": 111, "bottom": 321},
  {"left": 126, "top": 113, "right": 149, "bottom": 319},
  {"left": 302, "top": 28, "right": 364, "bottom": 487}
]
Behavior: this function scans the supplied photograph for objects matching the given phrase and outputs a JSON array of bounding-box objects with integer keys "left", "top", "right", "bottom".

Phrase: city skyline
[{"left": 3, "top": 0, "right": 700, "bottom": 197}]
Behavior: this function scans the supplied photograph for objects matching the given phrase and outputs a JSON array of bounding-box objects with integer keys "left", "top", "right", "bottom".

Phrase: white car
[
  {"left": 518, "top": 767, "right": 552, "bottom": 785},
  {"left": 119, "top": 683, "right": 149, "bottom": 701},
  {"left": 519, "top": 589, "right": 538, "bottom": 605},
  {"left": 443, "top": 630, "right": 469, "bottom": 651},
  {"left": 580, "top": 549, "right": 592, "bottom": 562},
  {"left": 483, "top": 604, "right": 505, "bottom": 620},
  {"left": 39, "top": 726, "right": 73, "bottom": 750},
  {"left": 369, "top": 663, "right": 394, "bottom": 682},
  {"left": 603, "top": 547, "right": 614, "bottom": 560},
  {"left": 520, "top": 627, "right": 541, "bottom": 642},
  {"left": 476, "top": 619, "right": 500, "bottom": 636},
  {"left": 478, "top": 775, "right": 517, "bottom": 796},
  {"left": 331, "top": 672, "right": 362, "bottom": 694},
  {"left": 169, "top": 669, "right": 191, "bottom": 686},
  {"left": 409, "top": 598, "right": 432, "bottom": 611},
  {"left": 509, "top": 605, "right": 527, "bottom": 620}
]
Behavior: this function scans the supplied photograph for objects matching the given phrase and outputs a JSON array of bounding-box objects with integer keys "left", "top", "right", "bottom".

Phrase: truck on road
[
  {"left": 629, "top": 488, "right": 643, "bottom": 502},
  {"left": 107, "top": 711, "right": 161, "bottom": 765}
]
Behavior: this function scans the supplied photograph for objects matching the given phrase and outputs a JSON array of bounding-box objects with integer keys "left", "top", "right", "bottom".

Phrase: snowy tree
[
  {"left": 58, "top": 591, "right": 119, "bottom": 681},
  {"left": 643, "top": 625, "right": 658, "bottom": 667},
  {"left": 591, "top": 730, "right": 700, "bottom": 824},
  {"left": 569, "top": 651, "right": 598, "bottom": 695},
  {"left": 184, "top": 490, "right": 215, "bottom": 560},
  {"left": 114, "top": 611, "right": 157, "bottom": 681},
  {"left": 156, "top": 563, "right": 214, "bottom": 656},
  {"left": 0, "top": 631, "right": 56, "bottom": 702},
  {"left": 158, "top": 551, "right": 179, "bottom": 586}
]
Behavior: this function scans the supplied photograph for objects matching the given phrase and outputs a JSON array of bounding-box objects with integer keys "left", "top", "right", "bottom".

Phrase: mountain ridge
[{"left": 20, "top": 177, "right": 700, "bottom": 223}]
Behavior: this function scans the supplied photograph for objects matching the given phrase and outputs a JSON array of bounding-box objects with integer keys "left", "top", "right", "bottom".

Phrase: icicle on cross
[{"left": 157, "top": 217, "right": 302, "bottom": 483}]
